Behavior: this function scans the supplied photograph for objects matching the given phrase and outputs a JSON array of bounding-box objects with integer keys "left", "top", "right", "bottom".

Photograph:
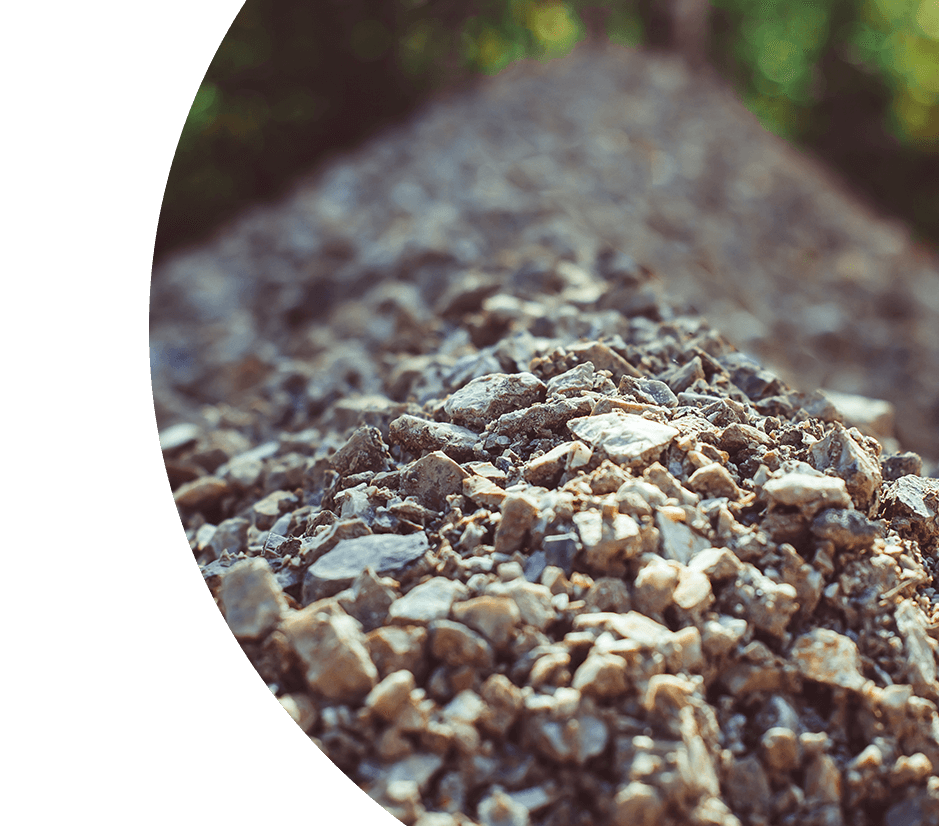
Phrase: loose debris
[
  {"left": 163, "top": 244, "right": 939, "bottom": 825},
  {"left": 151, "top": 44, "right": 939, "bottom": 826}
]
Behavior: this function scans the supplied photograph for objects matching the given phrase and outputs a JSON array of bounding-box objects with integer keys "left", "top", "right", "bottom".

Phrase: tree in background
[{"left": 155, "top": 0, "right": 939, "bottom": 264}]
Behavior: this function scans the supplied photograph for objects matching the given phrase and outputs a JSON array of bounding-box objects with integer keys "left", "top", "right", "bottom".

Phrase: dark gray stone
[
  {"left": 811, "top": 508, "right": 883, "bottom": 551},
  {"left": 302, "top": 532, "right": 429, "bottom": 604},
  {"left": 882, "top": 452, "right": 924, "bottom": 481}
]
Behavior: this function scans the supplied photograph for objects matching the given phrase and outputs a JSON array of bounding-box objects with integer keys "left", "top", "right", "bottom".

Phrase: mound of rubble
[
  {"left": 152, "top": 42, "right": 939, "bottom": 826},
  {"left": 161, "top": 245, "right": 939, "bottom": 825}
]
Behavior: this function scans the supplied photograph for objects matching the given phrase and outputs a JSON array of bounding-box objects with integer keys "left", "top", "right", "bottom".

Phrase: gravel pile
[{"left": 152, "top": 44, "right": 939, "bottom": 826}]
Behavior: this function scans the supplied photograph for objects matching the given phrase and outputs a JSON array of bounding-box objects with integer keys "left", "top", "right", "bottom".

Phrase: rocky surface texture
[{"left": 152, "top": 44, "right": 939, "bottom": 826}]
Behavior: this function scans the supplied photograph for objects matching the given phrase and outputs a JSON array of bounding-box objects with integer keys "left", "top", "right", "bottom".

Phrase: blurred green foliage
[{"left": 155, "top": 0, "right": 939, "bottom": 263}]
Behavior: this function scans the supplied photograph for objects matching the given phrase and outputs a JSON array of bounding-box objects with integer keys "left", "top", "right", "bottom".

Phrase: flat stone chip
[
  {"left": 791, "top": 628, "right": 866, "bottom": 691},
  {"left": 567, "top": 411, "right": 679, "bottom": 467},
  {"left": 303, "top": 532, "right": 429, "bottom": 603}
]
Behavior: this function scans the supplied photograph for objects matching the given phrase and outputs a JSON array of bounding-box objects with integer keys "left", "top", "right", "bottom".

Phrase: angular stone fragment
[
  {"left": 488, "top": 579, "right": 557, "bottom": 630},
  {"left": 633, "top": 556, "right": 679, "bottom": 614},
  {"left": 688, "top": 547, "right": 742, "bottom": 581},
  {"left": 337, "top": 567, "right": 398, "bottom": 632},
  {"left": 525, "top": 709, "right": 609, "bottom": 765},
  {"left": 895, "top": 599, "right": 939, "bottom": 693},
  {"left": 811, "top": 507, "right": 882, "bottom": 550},
  {"left": 574, "top": 611, "right": 676, "bottom": 651},
  {"left": 546, "top": 361, "right": 597, "bottom": 398},
  {"left": 219, "top": 558, "right": 286, "bottom": 640},
  {"left": 365, "top": 669, "right": 417, "bottom": 721},
  {"left": 572, "top": 508, "right": 642, "bottom": 571},
  {"left": 725, "top": 755, "right": 771, "bottom": 818},
  {"left": 401, "top": 450, "right": 469, "bottom": 509},
  {"left": 173, "top": 475, "right": 229, "bottom": 510},
  {"left": 619, "top": 376, "right": 678, "bottom": 408},
  {"left": 763, "top": 471, "right": 851, "bottom": 514},
  {"left": 463, "top": 474, "right": 507, "bottom": 508},
  {"left": 672, "top": 567, "right": 713, "bottom": 612},
  {"left": 480, "top": 673, "right": 524, "bottom": 736},
  {"left": 668, "top": 626, "right": 704, "bottom": 673},
  {"left": 367, "top": 625, "right": 428, "bottom": 680},
  {"left": 572, "top": 652, "right": 629, "bottom": 698},
  {"left": 644, "top": 463, "right": 697, "bottom": 505},
  {"left": 643, "top": 673, "right": 697, "bottom": 715},
  {"left": 303, "top": 532, "right": 429, "bottom": 603},
  {"left": 881, "top": 452, "right": 923, "bottom": 481},
  {"left": 477, "top": 788, "right": 530, "bottom": 826},
  {"left": 804, "top": 753, "right": 842, "bottom": 806},
  {"left": 701, "top": 615, "right": 748, "bottom": 657},
  {"left": 809, "top": 423, "right": 882, "bottom": 511},
  {"left": 729, "top": 564, "right": 798, "bottom": 638},
  {"left": 208, "top": 516, "right": 250, "bottom": 558},
  {"left": 388, "top": 577, "right": 469, "bottom": 625},
  {"left": 677, "top": 705, "right": 720, "bottom": 797},
  {"left": 252, "top": 489, "right": 298, "bottom": 529},
  {"left": 444, "top": 371, "right": 546, "bottom": 430},
  {"left": 567, "top": 411, "right": 678, "bottom": 468},
  {"left": 451, "top": 595, "right": 520, "bottom": 648},
  {"left": 488, "top": 397, "right": 594, "bottom": 442},
  {"left": 281, "top": 601, "right": 378, "bottom": 699},
  {"left": 881, "top": 475, "right": 939, "bottom": 542},
  {"left": 331, "top": 424, "right": 391, "bottom": 475},
  {"left": 687, "top": 462, "right": 743, "bottom": 500},
  {"left": 429, "top": 619, "right": 494, "bottom": 668},
  {"left": 494, "top": 493, "right": 539, "bottom": 553},
  {"left": 791, "top": 628, "right": 866, "bottom": 691},
  {"left": 522, "top": 441, "right": 591, "bottom": 486},
  {"left": 661, "top": 355, "right": 705, "bottom": 393},
  {"left": 299, "top": 517, "right": 371, "bottom": 564},
  {"left": 761, "top": 727, "right": 800, "bottom": 774},
  {"left": 389, "top": 414, "right": 480, "bottom": 460},
  {"left": 655, "top": 509, "right": 710, "bottom": 564},
  {"left": 565, "top": 340, "right": 639, "bottom": 382},
  {"left": 719, "top": 423, "right": 773, "bottom": 452}
]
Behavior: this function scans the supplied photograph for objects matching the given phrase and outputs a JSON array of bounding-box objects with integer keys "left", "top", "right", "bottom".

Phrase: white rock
[
  {"left": 763, "top": 472, "right": 851, "bottom": 513},
  {"left": 388, "top": 577, "right": 469, "bottom": 624},
  {"left": 567, "top": 411, "right": 679, "bottom": 467}
]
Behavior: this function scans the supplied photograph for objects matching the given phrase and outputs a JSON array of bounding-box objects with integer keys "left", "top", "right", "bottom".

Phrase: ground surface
[{"left": 150, "top": 43, "right": 939, "bottom": 826}]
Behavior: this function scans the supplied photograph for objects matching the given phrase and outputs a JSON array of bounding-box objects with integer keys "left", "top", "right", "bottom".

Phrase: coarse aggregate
[{"left": 152, "top": 43, "right": 939, "bottom": 826}]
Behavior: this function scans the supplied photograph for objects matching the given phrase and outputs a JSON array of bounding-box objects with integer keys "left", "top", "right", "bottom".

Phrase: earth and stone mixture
[{"left": 151, "top": 45, "right": 939, "bottom": 826}]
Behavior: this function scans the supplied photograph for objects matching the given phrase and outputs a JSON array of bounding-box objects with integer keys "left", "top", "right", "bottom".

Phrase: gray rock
[
  {"left": 881, "top": 452, "right": 924, "bottom": 481},
  {"left": 389, "top": 414, "right": 480, "bottom": 460},
  {"left": 208, "top": 516, "right": 250, "bottom": 558},
  {"left": 159, "top": 422, "right": 201, "bottom": 454},
  {"left": 219, "top": 558, "right": 287, "bottom": 640},
  {"left": 655, "top": 509, "right": 711, "bottom": 564},
  {"left": 444, "top": 371, "right": 546, "bottom": 430},
  {"left": 881, "top": 475, "right": 939, "bottom": 541},
  {"left": 809, "top": 423, "right": 883, "bottom": 511},
  {"left": 330, "top": 424, "right": 391, "bottom": 475},
  {"left": 303, "top": 532, "right": 429, "bottom": 603},
  {"left": 811, "top": 507, "right": 882, "bottom": 550},
  {"left": 401, "top": 450, "right": 469, "bottom": 509},
  {"left": 389, "top": 577, "right": 469, "bottom": 625}
]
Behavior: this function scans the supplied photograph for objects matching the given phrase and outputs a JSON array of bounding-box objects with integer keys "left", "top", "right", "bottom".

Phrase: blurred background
[{"left": 154, "top": 0, "right": 939, "bottom": 265}]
